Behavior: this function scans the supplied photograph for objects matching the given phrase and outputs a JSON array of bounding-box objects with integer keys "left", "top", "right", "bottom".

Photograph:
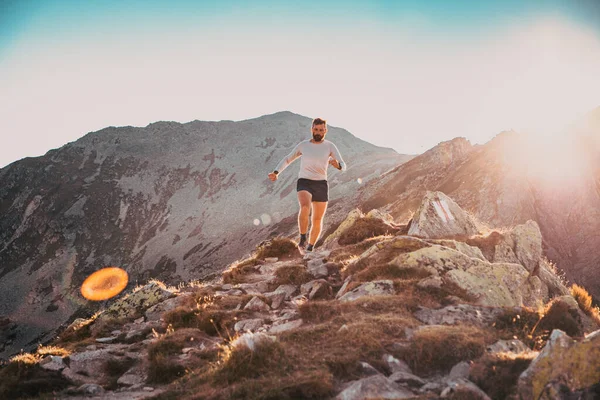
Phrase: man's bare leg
[
  {"left": 308, "top": 201, "right": 328, "bottom": 247},
  {"left": 297, "top": 191, "right": 312, "bottom": 240}
]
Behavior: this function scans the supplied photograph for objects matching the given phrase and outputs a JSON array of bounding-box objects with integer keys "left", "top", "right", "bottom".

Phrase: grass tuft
[
  {"left": 338, "top": 218, "right": 397, "bottom": 246},
  {"left": 470, "top": 351, "right": 536, "bottom": 400},
  {"left": 255, "top": 238, "right": 297, "bottom": 260},
  {"left": 398, "top": 325, "right": 491, "bottom": 376},
  {"left": 272, "top": 265, "right": 313, "bottom": 287},
  {"left": 0, "top": 355, "right": 70, "bottom": 399}
]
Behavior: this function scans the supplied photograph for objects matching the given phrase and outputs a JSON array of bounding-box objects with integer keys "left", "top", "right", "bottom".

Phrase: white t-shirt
[{"left": 274, "top": 139, "right": 346, "bottom": 181}]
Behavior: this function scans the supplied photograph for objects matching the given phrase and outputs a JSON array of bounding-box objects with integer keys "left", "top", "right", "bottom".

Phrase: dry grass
[
  {"left": 36, "top": 345, "right": 70, "bottom": 358},
  {"left": 571, "top": 284, "right": 600, "bottom": 326},
  {"left": 328, "top": 237, "right": 384, "bottom": 264},
  {"left": 470, "top": 352, "right": 537, "bottom": 400},
  {"left": 147, "top": 328, "right": 216, "bottom": 384},
  {"left": 0, "top": 354, "right": 70, "bottom": 399},
  {"left": 338, "top": 218, "right": 397, "bottom": 245},
  {"left": 271, "top": 265, "right": 313, "bottom": 287},
  {"left": 162, "top": 295, "right": 254, "bottom": 336},
  {"left": 55, "top": 316, "right": 96, "bottom": 345},
  {"left": 492, "top": 307, "right": 542, "bottom": 349},
  {"left": 299, "top": 296, "right": 415, "bottom": 324},
  {"left": 104, "top": 357, "right": 136, "bottom": 389},
  {"left": 397, "top": 325, "right": 492, "bottom": 376},
  {"left": 255, "top": 238, "right": 297, "bottom": 260},
  {"left": 222, "top": 258, "right": 260, "bottom": 284},
  {"left": 535, "top": 298, "right": 584, "bottom": 338}
]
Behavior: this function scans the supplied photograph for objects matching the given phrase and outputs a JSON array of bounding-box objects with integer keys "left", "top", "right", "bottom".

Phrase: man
[{"left": 268, "top": 117, "right": 346, "bottom": 252}]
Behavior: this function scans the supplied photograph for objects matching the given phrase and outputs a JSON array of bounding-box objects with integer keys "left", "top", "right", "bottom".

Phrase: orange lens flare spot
[{"left": 81, "top": 267, "right": 129, "bottom": 301}]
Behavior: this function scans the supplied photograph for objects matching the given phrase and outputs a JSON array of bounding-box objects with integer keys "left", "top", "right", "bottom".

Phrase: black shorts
[{"left": 297, "top": 178, "right": 329, "bottom": 202}]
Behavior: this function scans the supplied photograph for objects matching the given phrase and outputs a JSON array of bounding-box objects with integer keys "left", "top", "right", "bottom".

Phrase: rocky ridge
[{"left": 3, "top": 192, "right": 599, "bottom": 399}]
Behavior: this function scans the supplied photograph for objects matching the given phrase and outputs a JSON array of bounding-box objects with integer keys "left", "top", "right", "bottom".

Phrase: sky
[{"left": 1, "top": 0, "right": 600, "bottom": 167}]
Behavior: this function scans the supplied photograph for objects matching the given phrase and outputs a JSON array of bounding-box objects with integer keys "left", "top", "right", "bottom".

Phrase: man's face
[{"left": 312, "top": 123, "right": 327, "bottom": 142}]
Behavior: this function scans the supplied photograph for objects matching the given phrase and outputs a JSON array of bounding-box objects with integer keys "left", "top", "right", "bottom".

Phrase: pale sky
[{"left": 2, "top": 0, "right": 600, "bottom": 168}]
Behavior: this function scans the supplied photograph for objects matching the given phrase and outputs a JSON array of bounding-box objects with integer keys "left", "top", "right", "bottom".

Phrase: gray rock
[
  {"left": 417, "top": 276, "right": 443, "bottom": 290},
  {"left": 39, "top": 355, "right": 66, "bottom": 371},
  {"left": 238, "top": 281, "right": 270, "bottom": 295},
  {"left": 518, "top": 329, "right": 600, "bottom": 399},
  {"left": 265, "top": 291, "right": 286, "bottom": 309},
  {"left": 95, "top": 336, "right": 118, "bottom": 343},
  {"left": 335, "top": 374, "right": 415, "bottom": 400},
  {"left": 78, "top": 383, "right": 105, "bottom": 395},
  {"left": 308, "top": 258, "right": 329, "bottom": 278},
  {"left": 272, "top": 284, "right": 298, "bottom": 300},
  {"left": 382, "top": 354, "right": 412, "bottom": 374},
  {"left": 231, "top": 332, "right": 276, "bottom": 352},
  {"left": 117, "top": 363, "right": 146, "bottom": 386},
  {"left": 408, "top": 191, "right": 480, "bottom": 238},
  {"left": 243, "top": 296, "right": 270, "bottom": 312},
  {"left": 486, "top": 339, "right": 530, "bottom": 354},
  {"left": 358, "top": 362, "right": 380, "bottom": 376},
  {"left": 269, "top": 319, "right": 303, "bottom": 334},
  {"left": 336, "top": 276, "right": 352, "bottom": 299},
  {"left": 441, "top": 379, "right": 491, "bottom": 399},
  {"left": 234, "top": 318, "right": 265, "bottom": 333},
  {"left": 449, "top": 361, "right": 471, "bottom": 380},
  {"left": 414, "top": 304, "right": 505, "bottom": 327},
  {"left": 388, "top": 371, "right": 426, "bottom": 388},
  {"left": 300, "top": 279, "right": 331, "bottom": 300},
  {"left": 339, "top": 280, "right": 395, "bottom": 302}
]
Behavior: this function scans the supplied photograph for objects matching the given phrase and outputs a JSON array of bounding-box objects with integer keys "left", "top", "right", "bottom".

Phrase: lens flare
[
  {"left": 260, "top": 213, "right": 272, "bottom": 225},
  {"left": 80, "top": 267, "right": 129, "bottom": 301}
]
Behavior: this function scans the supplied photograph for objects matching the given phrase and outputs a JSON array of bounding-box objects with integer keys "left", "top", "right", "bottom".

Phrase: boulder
[
  {"left": 300, "top": 279, "right": 332, "bottom": 300},
  {"left": 425, "top": 239, "right": 486, "bottom": 261},
  {"left": 335, "top": 374, "right": 415, "bottom": 400},
  {"left": 243, "top": 296, "right": 270, "bottom": 312},
  {"left": 323, "top": 209, "right": 363, "bottom": 248},
  {"left": 339, "top": 280, "right": 395, "bottom": 302},
  {"left": 268, "top": 319, "right": 303, "bottom": 334},
  {"left": 61, "top": 344, "right": 139, "bottom": 385},
  {"left": 231, "top": 332, "right": 276, "bottom": 352},
  {"left": 414, "top": 304, "right": 505, "bottom": 327},
  {"left": 234, "top": 318, "right": 264, "bottom": 333},
  {"left": 265, "top": 291, "right": 286, "bottom": 309},
  {"left": 408, "top": 191, "right": 480, "bottom": 238},
  {"left": 382, "top": 354, "right": 412, "bottom": 374},
  {"left": 95, "top": 282, "right": 176, "bottom": 326},
  {"left": 517, "top": 329, "right": 600, "bottom": 399},
  {"left": 491, "top": 220, "right": 543, "bottom": 273}
]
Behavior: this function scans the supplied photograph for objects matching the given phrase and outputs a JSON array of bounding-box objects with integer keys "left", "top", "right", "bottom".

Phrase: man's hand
[
  {"left": 268, "top": 172, "right": 278, "bottom": 181},
  {"left": 329, "top": 159, "right": 341, "bottom": 170}
]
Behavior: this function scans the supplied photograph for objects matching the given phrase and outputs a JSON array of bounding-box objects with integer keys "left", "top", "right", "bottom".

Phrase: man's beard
[{"left": 312, "top": 134, "right": 323, "bottom": 142}]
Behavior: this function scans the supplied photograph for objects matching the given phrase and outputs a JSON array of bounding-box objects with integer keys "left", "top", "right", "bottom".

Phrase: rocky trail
[{"left": 2, "top": 192, "right": 600, "bottom": 399}]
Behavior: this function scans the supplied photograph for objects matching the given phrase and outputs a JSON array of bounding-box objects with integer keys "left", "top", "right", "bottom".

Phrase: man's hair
[{"left": 312, "top": 117, "right": 327, "bottom": 126}]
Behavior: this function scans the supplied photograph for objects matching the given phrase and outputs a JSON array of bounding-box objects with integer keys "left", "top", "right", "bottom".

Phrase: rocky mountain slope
[
  {"left": 0, "top": 111, "right": 410, "bottom": 360},
  {"left": 314, "top": 108, "right": 600, "bottom": 302},
  {"left": 2, "top": 192, "right": 599, "bottom": 399}
]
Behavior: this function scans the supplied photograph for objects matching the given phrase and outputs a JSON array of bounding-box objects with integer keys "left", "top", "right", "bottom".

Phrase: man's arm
[
  {"left": 329, "top": 143, "right": 347, "bottom": 171},
  {"left": 269, "top": 143, "right": 302, "bottom": 181}
]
